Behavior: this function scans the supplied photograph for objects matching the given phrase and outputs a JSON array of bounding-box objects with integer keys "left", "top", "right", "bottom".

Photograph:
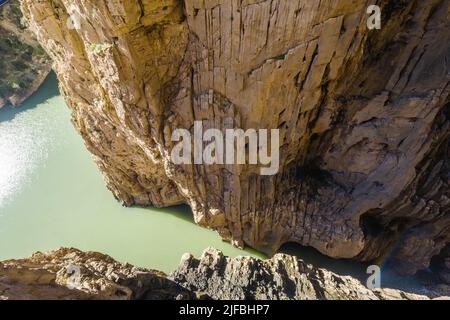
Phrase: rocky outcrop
[
  {"left": 0, "top": 248, "right": 194, "bottom": 300},
  {"left": 1, "top": 248, "right": 449, "bottom": 300},
  {"left": 20, "top": 0, "right": 449, "bottom": 275},
  {"left": 172, "top": 247, "right": 450, "bottom": 300},
  {"left": 0, "top": 0, "right": 51, "bottom": 109}
]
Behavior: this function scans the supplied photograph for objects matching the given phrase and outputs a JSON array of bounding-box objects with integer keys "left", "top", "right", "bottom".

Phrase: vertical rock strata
[{"left": 20, "top": 0, "right": 449, "bottom": 274}]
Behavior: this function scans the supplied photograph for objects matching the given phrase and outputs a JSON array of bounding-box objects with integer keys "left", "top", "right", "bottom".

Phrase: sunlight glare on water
[{"left": 0, "top": 101, "right": 57, "bottom": 208}]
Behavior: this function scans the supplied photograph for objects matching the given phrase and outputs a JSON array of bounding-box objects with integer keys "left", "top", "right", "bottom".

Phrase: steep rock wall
[{"left": 20, "top": 0, "right": 450, "bottom": 274}]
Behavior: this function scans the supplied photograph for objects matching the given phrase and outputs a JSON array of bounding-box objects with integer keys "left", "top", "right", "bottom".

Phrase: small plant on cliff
[{"left": 88, "top": 42, "right": 113, "bottom": 54}]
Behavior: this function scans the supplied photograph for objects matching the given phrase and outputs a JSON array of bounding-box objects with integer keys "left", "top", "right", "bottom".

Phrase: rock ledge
[{"left": 1, "top": 248, "right": 449, "bottom": 300}]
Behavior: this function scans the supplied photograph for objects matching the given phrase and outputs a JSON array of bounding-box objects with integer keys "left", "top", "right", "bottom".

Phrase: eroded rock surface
[
  {"left": 0, "top": 248, "right": 194, "bottom": 300},
  {"left": 1, "top": 248, "right": 449, "bottom": 300},
  {"left": 172, "top": 247, "right": 450, "bottom": 300},
  {"left": 20, "top": 0, "right": 450, "bottom": 275}
]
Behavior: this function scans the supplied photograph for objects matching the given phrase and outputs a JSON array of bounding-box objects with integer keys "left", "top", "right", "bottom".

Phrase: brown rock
[
  {"left": 20, "top": 0, "right": 450, "bottom": 275},
  {"left": 0, "top": 248, "right": 194, "bottom": 300},
  {"left": 171, "top": 247, "right": 450, "bottom": 300},
  {"left": 2, "top": 248, "right": 448, "bottom": 300}
]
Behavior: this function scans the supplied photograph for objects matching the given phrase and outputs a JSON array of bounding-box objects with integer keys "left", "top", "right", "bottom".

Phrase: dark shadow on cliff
[
  {"left": 279, "top": 242, "right": 368, "bottom": 281},
  {"left": 144, "top": 204, "right": 196, "bottom": 224},
  {"left": 0, "top": 72, "right": 58, "bottom": 123},
  {"left": 142, "top": 204, "right": 267, "bottom": 258},
  {"left": 279, "top": 242, "right": 429, "bottom": 295}
]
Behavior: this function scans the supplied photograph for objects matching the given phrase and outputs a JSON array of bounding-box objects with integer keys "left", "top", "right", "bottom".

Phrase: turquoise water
[{"left": 0, "top": 73, "right": 264, "bottom": 273}]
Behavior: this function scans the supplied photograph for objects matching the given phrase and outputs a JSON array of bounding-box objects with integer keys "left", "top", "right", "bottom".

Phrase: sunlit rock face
[{"left": 20, "top": 0, "right": 449, "bottom": 275}]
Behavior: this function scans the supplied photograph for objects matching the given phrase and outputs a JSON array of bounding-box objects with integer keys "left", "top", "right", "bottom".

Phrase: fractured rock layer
[
  {"left": 1, "top": 248, "right": 448, "bottom": 300},
  {"left": 0, "top": 248, "right": 194, "bottom": 300},
  {"left": 20, "top": 0, "right": 450, "bottom": 274}
]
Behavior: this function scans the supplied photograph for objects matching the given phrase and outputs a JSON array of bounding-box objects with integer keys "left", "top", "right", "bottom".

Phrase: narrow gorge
[{"left": 19, "top": 0, "right": 450, "bottom": 281}]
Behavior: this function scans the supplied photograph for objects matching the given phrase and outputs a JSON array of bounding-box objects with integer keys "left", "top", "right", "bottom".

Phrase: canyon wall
[{"left": 20, "top": 0, "right": 449, "bottom": 275}]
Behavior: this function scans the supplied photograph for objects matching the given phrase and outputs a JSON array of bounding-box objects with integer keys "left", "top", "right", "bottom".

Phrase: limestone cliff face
[{"left": 21, "top": 0, "right": 449, "bottom": 275}]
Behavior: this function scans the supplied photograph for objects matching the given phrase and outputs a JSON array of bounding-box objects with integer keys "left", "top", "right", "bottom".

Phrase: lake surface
[{"left": 0, "top": 73, "right": 264, "bottom": 273}]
